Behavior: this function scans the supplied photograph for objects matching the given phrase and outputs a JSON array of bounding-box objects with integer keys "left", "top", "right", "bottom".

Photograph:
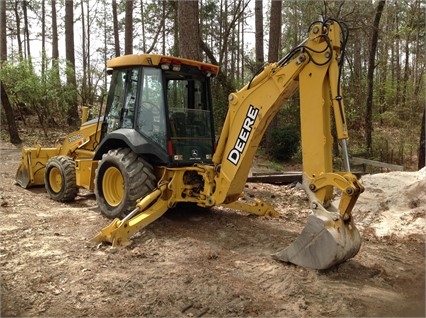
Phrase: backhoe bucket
[{"left": 273, "top": 213, "right": 361, "bottom": 270}]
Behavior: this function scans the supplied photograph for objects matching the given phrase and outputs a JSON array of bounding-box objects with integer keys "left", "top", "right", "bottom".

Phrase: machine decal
[
  {"left": 227, "top": 105, "right": 259, "bottom": 165},
  {"left": 190, "top": 149, "right": 201, "bottom": 160},
  {"left": 68, "top": 133, "right": 83, "bottom": 143},
  {"left": 191, "top": 149, "right": 199, "bottom": 158}
]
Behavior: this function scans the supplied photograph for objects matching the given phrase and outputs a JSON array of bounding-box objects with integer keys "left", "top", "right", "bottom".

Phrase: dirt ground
[{"left": 0, "top": 139, "right": 425, "bottom": 317}]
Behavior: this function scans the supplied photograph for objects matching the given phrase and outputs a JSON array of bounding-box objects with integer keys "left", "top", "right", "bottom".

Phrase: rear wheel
[
  {"left": 44, "top": 156, "right": 78, "bottom": 202},
  {"left": 94, "top": 148, "right": 156, "bottom": 219}
]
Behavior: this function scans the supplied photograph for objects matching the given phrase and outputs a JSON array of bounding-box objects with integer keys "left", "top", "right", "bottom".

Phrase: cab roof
[{"left": 107, "top": 54, "right": 219, "bottom": 76}]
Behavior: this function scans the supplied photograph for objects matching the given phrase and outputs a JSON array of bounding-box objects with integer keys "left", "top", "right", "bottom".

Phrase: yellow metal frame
[
  {"left": 93, "top": 21, "right": 364, "bottom": 261},
  {"left": 222, "top": 199, "right": 280, "bottom": 218},
  {"left": 75, "top": 159, "right": 98, "bottom": 190},
  {"left": 16, "top": 107, "right": 102, "bottom": 189}
]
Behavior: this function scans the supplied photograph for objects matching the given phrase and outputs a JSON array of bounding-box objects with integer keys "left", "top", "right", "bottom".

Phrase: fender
[{"left": 93, "top": 128, "right": 169, "bottom": 164}]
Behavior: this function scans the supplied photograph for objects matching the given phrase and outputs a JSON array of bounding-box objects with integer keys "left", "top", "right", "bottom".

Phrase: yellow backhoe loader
[{"left": 16, "top": 19, "right": 364, "bottom": 269}]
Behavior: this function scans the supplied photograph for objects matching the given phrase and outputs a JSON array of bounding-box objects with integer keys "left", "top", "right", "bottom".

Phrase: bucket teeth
[{"left": 273, "top": 214, "right": 361, "bottom": 270}]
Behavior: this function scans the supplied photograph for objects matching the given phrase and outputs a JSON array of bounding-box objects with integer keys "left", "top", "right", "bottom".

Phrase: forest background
[{"left": 0, "top": 0, "right": 425, "bottom": 170}]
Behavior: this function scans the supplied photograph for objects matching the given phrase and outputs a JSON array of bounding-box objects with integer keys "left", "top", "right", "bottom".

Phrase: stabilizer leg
[{"left": 92, "top": 184, "right": 169, "bottom": 247}]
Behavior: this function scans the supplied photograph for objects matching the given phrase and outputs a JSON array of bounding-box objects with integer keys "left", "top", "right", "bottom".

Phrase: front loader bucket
[
  {"left": 15, "top": 163, "right": 31, "bottom": 188},
  {"left": 273, "top": 214, "right": 361, "bottom": 270},
  {"left": 15, "top": 146, "right": 59, "bottom": 188}
]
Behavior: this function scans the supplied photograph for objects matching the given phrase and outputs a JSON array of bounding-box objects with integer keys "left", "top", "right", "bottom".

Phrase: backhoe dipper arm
[{"left": 212, "top": 20, "right": 364, "bottom": 269}]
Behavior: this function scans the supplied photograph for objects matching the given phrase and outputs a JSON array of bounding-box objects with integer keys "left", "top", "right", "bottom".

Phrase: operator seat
[{"left": 169, "top": 112, "right": 186, "bottom": 137}]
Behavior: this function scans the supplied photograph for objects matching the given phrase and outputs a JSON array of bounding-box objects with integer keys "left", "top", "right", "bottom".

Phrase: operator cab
[{"left": 101, "top": 55, "right": 219, "bottom": 166}]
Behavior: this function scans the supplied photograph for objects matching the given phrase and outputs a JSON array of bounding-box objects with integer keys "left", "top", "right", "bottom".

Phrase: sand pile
[{"left": 353, "top": 167, "right": 426, "bottom": 237}]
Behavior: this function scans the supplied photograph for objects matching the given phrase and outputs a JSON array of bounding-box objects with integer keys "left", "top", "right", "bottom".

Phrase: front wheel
[
  {"left": 94, "top": 148, "right": 156, "bottom": 219},
  {"left": 44, "top": 156, "right": 78, "bottom": 202}
]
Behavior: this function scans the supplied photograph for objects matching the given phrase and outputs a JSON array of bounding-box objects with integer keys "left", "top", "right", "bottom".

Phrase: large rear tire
[
  {"left": 94, "top": 148, "right": 156, "bottom": 219},
  {"left": 44, "top": 156, "right": 78, "bottom": 202}
]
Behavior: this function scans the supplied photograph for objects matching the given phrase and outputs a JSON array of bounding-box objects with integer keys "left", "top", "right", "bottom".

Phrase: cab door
[
  {"left": 166, "top": 75, "right": 215, "bottom": 165},
  {"left": 104, "top": 68, "right": 140, "bottom": 134}
]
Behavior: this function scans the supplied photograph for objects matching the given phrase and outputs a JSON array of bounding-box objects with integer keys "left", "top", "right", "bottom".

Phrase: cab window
[{"left": 136, "top": 67, "right": 167, "bottom": 149}]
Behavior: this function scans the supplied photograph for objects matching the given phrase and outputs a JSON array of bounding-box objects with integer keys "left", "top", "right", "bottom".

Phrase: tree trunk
[
  {"left": 0, "top": 3, "right": 21, "bottom": 144},
  {"left": 171, "top": 1, "right": 178, "bottom": 56},
  {"left": 200, "top": 39, "right": 234, "bottom": 95},
  {"left": 65, "top": 1, "right": 76, "bottom": 80},
  {"left": 13, "top": 2, "right": 23, "bottom": 60},
  {"left": 41, "top": 0, "right": 46, "bottom": 76},
  {"left": 103, "top": 2, "right": 108, "bottom": 94},
  {"left": 401, "top": 18, "right": 412, "bottom": 110},
  {"left": 178, "top": 1, "right": 200, "bottom": 60},
  {"left": 255, "top": 0, "right": 264, "bottom": 67},
  {"left": 236, "top": 2, "right": 242, "bottom": 85},
  {"left": 268, "top": 0, "right": 282, "bottom": 63},
  {"left": 86, "top": 1, "right": 93, "bottom": 106},
  {"left": 51, "top": 0, "right": 60, "bottom": 79},
  {"left": 0, "top": 0, "right": 6, "bottom": 62},
  {"left": 124, "top": 0, "right": 133, "bottom": 55},
  {"left": 112, "top": 0, "right": 120, "bottom": 57},
  {"left": 81, "top": 1, "right": 87, "bottom": 105},
  {"left": 219, "top": 0, "right": 227, "bottom": 71},
  {"left": 264, "top": 0, "right": 283, "bottom": 148},
  {"left": 162, "top": 1, "right": 166, "bottom": 55},
  {"left": 22, "top": 1, "right": 31, "bottom": 63},
  {"left": 365, "top": 0, "right": 386, "bottom": 154},
  {"left": 65, "top": 0, "right": 79, "bottom": 126},
  {"left": 51, "top": 0, "right": 59, "bottom": 60},
  {"left": 419, "top": 107, "right": 425, "bottom": 169},
  {"left": 393, "top": 2, "right": 401, "bottom": 107},
  {"left": 378, "top": 18, "right": 389, "bottom": 122},
  {"left": 1, "top": 81, "right": 22, "bottom": 144},
  {"left": 140, "top": 0, "right": 146, "bottom": 52}
]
